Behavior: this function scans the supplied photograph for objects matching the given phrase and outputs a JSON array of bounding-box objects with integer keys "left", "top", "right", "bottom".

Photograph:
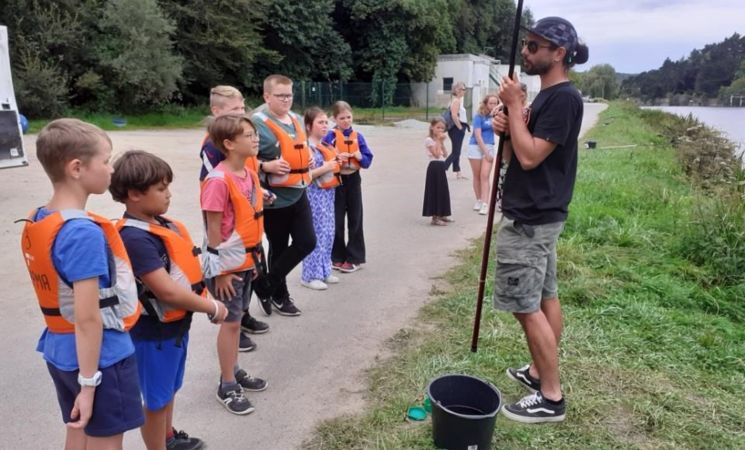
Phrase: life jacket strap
[
  {"left": 288, "top": 168, "right": 309, "bottom": 174},
  {"left": 42, "top": 295, "right": 120, "bottom": 316}
]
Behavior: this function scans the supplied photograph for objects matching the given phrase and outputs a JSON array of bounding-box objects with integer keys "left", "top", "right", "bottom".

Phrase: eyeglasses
[
  {"left": 272, "top": 94, "right": 293, "bottom": 101},
  {"left": 522, "top": 39, "right": 556, "bottom": 54}
]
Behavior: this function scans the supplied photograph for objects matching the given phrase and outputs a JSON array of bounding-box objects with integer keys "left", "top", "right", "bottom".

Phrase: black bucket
[
  {"left": 427, "top": 374, "right": 502, "bottom": 450},
  {"left": 585, "top": 140, "right": 597, "bottom": 149}
]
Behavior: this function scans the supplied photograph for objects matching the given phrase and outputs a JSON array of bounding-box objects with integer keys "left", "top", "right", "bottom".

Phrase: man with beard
[{"left": 491, "top": 16, "right": 588, "bottom": 423}]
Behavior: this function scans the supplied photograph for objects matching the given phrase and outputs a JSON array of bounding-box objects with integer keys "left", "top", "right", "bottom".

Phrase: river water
[{"left": 649, "top": 106, "right": 745, "bottom": 158}]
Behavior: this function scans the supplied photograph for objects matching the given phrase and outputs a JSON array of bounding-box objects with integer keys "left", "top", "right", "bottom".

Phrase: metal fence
[{"left": 291, "top": 81, "right": 473, "bottom": 124}]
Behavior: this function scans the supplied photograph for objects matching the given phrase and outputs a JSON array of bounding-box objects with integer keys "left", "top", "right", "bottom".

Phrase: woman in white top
[
  {"left": 444, "top": 81, "right": 469, "bottom": 180},
  {"left": 422, "top": 118, "right": 453, "bottom": 225}
]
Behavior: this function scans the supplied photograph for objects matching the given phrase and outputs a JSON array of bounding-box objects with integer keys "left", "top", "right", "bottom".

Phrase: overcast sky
[{"left": 523, "top": 0, "right": 745, "bottom": 74}]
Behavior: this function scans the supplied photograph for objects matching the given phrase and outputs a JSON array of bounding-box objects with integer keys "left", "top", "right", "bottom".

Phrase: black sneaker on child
[
  {"left": 235, "top": 369, "right": 268, "bottom": 392},
  {"left": 506, "top": 364, "right": 541, "bottom": 393},
  {"left": 238, "top": 333, "right": 256, "bottom": 352},
  {"left": 166, "top": 428, "right": 204, "bottom": 450},
  {"left": 216, "top": 384, "right": 255, "bottom": 415},
  {"left": 271, "top": 296, "right": 301, "bottom": 316},
  {"left": 502, "top": 391, "right": 566, "bottom": 424},
  {"left": 241, "top": 313, "right": 269, "bottom": 334}
]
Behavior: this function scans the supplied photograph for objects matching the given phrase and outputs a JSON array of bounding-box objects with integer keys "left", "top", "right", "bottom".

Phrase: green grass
[
  {"left": 27, "top": 106, "right": 210, "bottom": 133},
  {"left": 25, "top": 105, "right": 437, "bottom": 132},
  {"left": 304, "top": 101, "right": 745, "bottom": 450}
]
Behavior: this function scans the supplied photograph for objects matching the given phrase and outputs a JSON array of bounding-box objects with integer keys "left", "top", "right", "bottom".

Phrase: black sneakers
[
  {"left": 272, "top": 296, "right": 301, "bottom": 316},
  {"left": 166, "top": 428, "right": 204, "bottom": 450},
  {"left": 507, "top": 364, "right": 541, "bottom": 393},
  {"left": 238, "top": 333, "right": 256, "bottom": 352},
  {"left": 216, "top": 384, "right": 255, "bottom": 415},
  {"left": 235, "top": 369, "right": 268, "bottom": 392},
  {"left": 241, "top": 313, "right": 269, "bottom": 334},
  {"left": 502, "top": 391, "right": 566, "bottom": 423}
]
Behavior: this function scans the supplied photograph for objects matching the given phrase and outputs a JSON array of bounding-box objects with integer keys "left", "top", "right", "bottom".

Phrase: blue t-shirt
[
  {"left": 34, "top": 208, "right": 135, "bottom": 371},
  {"left": 468, "top": 113, "right": 495, "bottom": 146},
  {"left": 119, "top": 213, "right": 189, "bottom": 340}
]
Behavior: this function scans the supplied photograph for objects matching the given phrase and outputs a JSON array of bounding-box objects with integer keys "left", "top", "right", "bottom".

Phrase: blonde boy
[{"left": 21, "top": 119, "right": 143, "bottom": 449}]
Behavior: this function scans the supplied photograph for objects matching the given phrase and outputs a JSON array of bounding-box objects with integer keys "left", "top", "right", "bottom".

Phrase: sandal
[
  {"left": 440, "top": 216, "right": 455, "bottom": 223},
  {"left": 431, "top": 217, "right": 447, "bottom": 226}
]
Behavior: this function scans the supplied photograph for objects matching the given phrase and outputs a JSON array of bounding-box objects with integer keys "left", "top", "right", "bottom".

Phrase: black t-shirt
[{"left": 502, "top": 81, "right": 583, "bottom": 225}]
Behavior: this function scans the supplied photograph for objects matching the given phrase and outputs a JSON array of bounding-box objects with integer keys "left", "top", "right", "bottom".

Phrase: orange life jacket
[
  {"left": 255, "top": 112, "right": 312, "bottom": 188},
  {"left": 201, "top": 169, "right": 265, "bottom": 277},
  {"left": 333, "top": 128, "right": 361, "bottom": 172},
  {"left": 21, "top": 209, "right": 141, "bottom": 334},
  {"left": 313, "top": 142, "right": 342, "bottom": 189},
  {"left": 116, "top": 217, "right": 206, "bottom": 323},
  {"left": 201, "top": 133, "right": 258, "bottom": 174}
]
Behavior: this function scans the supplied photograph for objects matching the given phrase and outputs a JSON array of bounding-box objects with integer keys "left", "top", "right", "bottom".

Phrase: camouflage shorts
[{"left": 492, "top": 218, "right": 564, "bottom": 313}]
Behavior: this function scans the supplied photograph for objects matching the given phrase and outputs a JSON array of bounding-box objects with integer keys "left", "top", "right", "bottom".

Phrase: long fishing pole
[{"left": 470, "top": 0, "right": 524, "bottom": 353}]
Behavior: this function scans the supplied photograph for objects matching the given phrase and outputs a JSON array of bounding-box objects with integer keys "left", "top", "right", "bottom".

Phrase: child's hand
[
  {"left": 323, "top": 160, "right": 338, "bottom": 172},
  {"left": 214, "top": 274, "right": 240, "bottom": 301},
  {"left": 264, "top": 158, "right": 291, "bottom": 175},
  {"left": 210, "top": 301, "right": 229, "bottom": 324},
  {"left": 67, "top": 387, "right": 95, "bottom": 430},
  {"left": 338, "top": 152, "right": 350, "bottom": 162}
]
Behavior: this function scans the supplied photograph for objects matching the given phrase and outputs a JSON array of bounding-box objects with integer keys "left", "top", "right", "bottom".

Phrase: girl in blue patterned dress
[{"left": 301, "top": 107, "right": 342, "bottom": 290}]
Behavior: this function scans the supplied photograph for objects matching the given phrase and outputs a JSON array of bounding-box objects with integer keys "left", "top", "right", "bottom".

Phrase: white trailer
[{"left": 0, "top": 25, "right": 28, "bottom": 169}]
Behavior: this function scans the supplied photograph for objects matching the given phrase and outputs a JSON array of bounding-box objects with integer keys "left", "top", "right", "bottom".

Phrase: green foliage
[
  {"left": 95, "top": 0, "right": 183, "bottom": 112},
  {"left": 575, "top": 64, "right": 620, "bottom": 99},
  {"left": 452, "top": 0, "right": 532, "bottom": 62},
  {"left": 257, "top": 0, "right": 351, "bottom": 83},
  {"left": 157, "top": 0, "right": 271, "bottom": 104},
  {"left": 622, "top": 33, "right": 745, "bottom": 102}
]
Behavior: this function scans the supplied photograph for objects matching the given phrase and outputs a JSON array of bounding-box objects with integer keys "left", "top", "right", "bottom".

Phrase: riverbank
[{"left": 306, "top": 102, "right": 745, "bottom": 449}]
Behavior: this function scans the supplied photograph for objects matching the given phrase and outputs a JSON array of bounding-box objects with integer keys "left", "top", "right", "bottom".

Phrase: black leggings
[
  {"left": 261, "top": 191, "right": 316, "bottom": 300},
  {"left": 445, "top": 126, "right": 466, "bottom": 173},
  {"left": 333, "top": 171, "right": 365, "bottom": 264}
]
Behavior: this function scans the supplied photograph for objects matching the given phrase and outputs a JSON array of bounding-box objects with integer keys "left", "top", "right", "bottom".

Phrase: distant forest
[{"left": 621, "top": 33, "right": 745, "bottom": 105}]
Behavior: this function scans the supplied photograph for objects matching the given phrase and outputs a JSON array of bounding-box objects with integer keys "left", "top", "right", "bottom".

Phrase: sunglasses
[{"left": 522, "top": 39, "right": 556, "bottom": 54}]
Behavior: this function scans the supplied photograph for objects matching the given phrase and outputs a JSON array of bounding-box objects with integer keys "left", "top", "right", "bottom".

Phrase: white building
[{"left": 412, "top": 53, "right": 539, "bottom": 121}]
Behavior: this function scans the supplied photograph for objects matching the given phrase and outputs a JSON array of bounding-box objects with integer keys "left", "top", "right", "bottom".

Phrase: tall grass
[{"left": 305, "top": 101, "right": 745, "bottom": 449}]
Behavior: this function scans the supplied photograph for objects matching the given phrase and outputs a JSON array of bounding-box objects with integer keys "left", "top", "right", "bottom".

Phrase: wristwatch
[{"left": 78, "top": 371, "right": 103, "bottom": 388}]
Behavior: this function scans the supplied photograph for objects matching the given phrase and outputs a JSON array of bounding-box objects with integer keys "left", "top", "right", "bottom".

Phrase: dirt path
[{"left": 0, "top": 103, "right": 605, "bottom": 449}]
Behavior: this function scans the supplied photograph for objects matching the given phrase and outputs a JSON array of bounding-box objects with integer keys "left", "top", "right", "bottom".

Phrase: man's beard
[{"left": 524, "top": 59, "right": 553, "bottom": 76}]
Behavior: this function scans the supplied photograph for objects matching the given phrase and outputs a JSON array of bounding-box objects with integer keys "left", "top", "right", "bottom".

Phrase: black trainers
[
  {"left": 507, "top": 364, "right": 541, "bottom": 393},
  {"left": 241, "top": 313, "right": 270, "bottom": 334},
  {"left": 216, "top": 384, "right": 255, "bottom": 415},
  {"left": 502, "top": 391, "right": 566, "bottom": 423},
  {"left": 272, "top": 296, "right": 301, "bottom": 316},
  {"left": 238, "top": 333, "right": 256, "bottom": 352},
  {"left": 166, "top": 428, "right": 204, "bottom": 450},
  {"left": 235, "top": 369, "right": 268, "bottom": 392}
]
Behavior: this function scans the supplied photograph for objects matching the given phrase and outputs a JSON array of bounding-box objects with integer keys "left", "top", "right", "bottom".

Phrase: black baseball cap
[{"left": 522, "top": 17, "right": 578, "bottom": 52}]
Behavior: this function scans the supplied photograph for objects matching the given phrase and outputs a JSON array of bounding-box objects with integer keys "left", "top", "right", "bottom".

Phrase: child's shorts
[
  {"left": 467, "top": 144, "right": 496, "bottom": 160},
  {"left": 47, "top": 354, "right": 144, "bottom": 437},
  {"left": 206, "top": 270, "right": 252, "bottom": 322},
  {"left": 134, "top": 333, "right": 188, "bottom": 411}
]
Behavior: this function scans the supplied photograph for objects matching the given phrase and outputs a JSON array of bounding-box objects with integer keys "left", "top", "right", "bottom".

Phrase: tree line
[
  {"left": 1, "top": 0, "right": 530, "bottom": 118},
  {"left": 620, "top": 33, "right": 745, "bottom": 104}
]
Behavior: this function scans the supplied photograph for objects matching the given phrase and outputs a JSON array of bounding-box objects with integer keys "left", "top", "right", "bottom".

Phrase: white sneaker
[
  {"left": 301, "top": 279, "right": 328, "bottom": 290},
  {"left": 479, "top": 203, "right": 489, "bottom": 215},
  {"left": 324, "top": 275, "right": 340, "bottom": 284},
  {"left": 473, "top": 201, "right": 482, "bottom": 211}
]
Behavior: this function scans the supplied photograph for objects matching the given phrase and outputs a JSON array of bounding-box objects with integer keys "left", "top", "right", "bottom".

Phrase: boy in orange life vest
[
  {"left": 201, "top": 114, "right": 269, "bottom": 415},
  {"left": 323, "top": 101, "right": 374, "bottom": 273},
  {"left": 199, "top": 85, "right": 268, "bottom": 353},
  {"left": 20, "top": 119, "right": 143, "bottom": 449},
  {"left": 251, "top": 74, "right": 317, "bottom": 316},
  {"left": 110, "top": 150, "right": 228, "bottom": 450}
]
